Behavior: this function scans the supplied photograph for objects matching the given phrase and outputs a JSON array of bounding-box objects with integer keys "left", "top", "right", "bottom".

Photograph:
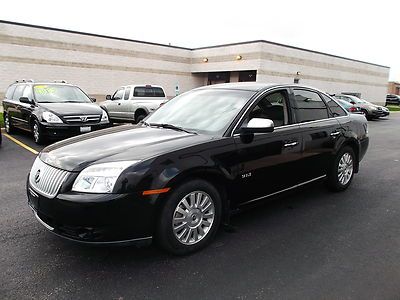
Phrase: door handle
[
  {"left": 330, "top": 131, "right": 340, "bottom": 137},
  {"left": 283, "top": 141, "right": 298, "bottom": 148}
]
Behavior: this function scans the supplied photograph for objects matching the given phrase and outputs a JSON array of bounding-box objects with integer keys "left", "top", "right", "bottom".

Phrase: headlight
[
  {"left": 72, "top": 161, "right": 139, "bottom": 193},
  {"left": 42, "top": 111, "right": 63, "bottom": 123},
  {"left": 101, "top": 109, "right": 109, "bottom": 122}
]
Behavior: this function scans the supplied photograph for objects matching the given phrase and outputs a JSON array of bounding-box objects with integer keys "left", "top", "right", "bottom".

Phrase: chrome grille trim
[
  {"left": 63, "top": 115, "right": 100, "bottom": 124},
  {"left": 29, "top": 157, "right": 70, "bottom": 198}
]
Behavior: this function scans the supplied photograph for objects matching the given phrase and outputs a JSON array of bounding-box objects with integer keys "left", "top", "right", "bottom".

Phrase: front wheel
[
  {"left": 327, "top": 146, "right": 355, "bottom": 192},
  {"left": 32, "top": 120, "right": 46, "bottom": 145},
  {"left": 4, "top": 113, "right": 15, "bottom": 134},
  {"left": 156, "top": 179, "right": 222, "bottom": 255}
]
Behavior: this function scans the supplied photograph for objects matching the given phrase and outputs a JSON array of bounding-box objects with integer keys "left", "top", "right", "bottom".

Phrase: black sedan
[
  {"left": 27, "top": 83, "right": 369, "bottom": 254},
  {"left": 2, "top": 81, "right": 110, "bottom": 144}
]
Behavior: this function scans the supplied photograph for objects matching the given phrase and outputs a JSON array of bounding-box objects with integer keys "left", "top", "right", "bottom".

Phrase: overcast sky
[{"left": 1, "top": 0, "right": 399, "bottom": 81}]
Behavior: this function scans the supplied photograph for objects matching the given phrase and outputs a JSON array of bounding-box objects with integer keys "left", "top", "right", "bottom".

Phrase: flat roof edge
[
  {"left": 0, "top": 20, "right": 390, "bottom": 69},
  {"left": 0, "top": 19, "right": 192, "bottom": 50},
  {"left": 193, "top": 40, "right": 390, "bottom": 69}
]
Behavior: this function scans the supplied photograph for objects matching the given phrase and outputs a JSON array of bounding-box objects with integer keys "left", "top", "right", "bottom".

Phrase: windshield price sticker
[{"left": 34, "top": 85, "right": 56, "bottom": 95}]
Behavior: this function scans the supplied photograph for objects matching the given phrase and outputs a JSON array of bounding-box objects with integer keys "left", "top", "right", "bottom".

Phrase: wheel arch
[
  {"left": 339, "top": 138, "right": 360, "bottom": 173},
  {"left": 154, "top": 168, "right": 231, "bottom": 225}
]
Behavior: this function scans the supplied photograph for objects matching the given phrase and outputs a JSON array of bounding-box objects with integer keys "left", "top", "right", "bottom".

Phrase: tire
[
  {"left": 135, "top": 113, "right": 146, "bottom": 124},
  {"left": 4, "top": 113, "right": 15, "bottom": 134},
  {"left": 32, "top": 120, "right": 46, "bottom": 145},
  {"left": 327, "top": 146, "right": 356, "bottom": 192},
  {"left": 156, "top": 179, "right": 222, "bottom": 255}
]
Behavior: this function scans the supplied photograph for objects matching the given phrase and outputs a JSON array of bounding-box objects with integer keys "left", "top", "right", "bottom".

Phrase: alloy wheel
[
  {"left": 172, "top": 191, "right": 215, "bottom": 245},
  {"left": 4, "top": 115, "right": 10, "bottom": 133},
  {"left": 338, "top": 152, "right": 353, "bottom": 185},
  {"left": 33, "top": 123, "right": 40, "bottom": 143}
]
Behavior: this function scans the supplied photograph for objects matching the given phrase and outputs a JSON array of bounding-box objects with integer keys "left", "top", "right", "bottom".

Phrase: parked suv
[
  {"left": 386, "top": 94, "right": 400, "bottom": 106},
  {"left": 27, "top": 83, "right": 369, "bottom": 255},
  {"left": 102, "top": 85, "right": 167, "bottom": 123},
  {"left": 334, "top": 94, "right": 389, "bottom": 120},
  {"left": 3, "top": 80, "right": 110, "bottom": 144}
]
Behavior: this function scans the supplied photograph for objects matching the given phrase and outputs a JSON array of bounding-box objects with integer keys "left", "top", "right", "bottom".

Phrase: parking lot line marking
[{"left": 3, "top": 133, "right": 39, "bottom": 155}]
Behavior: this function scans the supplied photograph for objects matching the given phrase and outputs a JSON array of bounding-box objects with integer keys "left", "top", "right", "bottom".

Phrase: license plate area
[{"left": 80, "top": 126, "right": 91, "bottom": 133}]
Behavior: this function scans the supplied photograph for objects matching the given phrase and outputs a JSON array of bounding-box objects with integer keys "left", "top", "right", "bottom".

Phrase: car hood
[
  {"left": 38, "top": 102, "right": 102, "bottom": 116},
  {"left": 39, "top": 125, "right": 213, "bottom": 172}
]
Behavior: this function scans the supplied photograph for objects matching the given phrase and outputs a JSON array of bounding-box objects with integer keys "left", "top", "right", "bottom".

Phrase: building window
[
  {"left": 207, "top": 72, "right": 230, "bottom": 85},
  {"left": 239, "top": 70, "right": 257, "bottom": 82}
]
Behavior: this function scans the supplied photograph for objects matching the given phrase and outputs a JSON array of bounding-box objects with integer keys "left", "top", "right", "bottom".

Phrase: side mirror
[
  {"left": 106, "top": 95, "right": 112, "bottom": 100},
  {"left": 90, "top": 97, "right": 96, "bottom": 102},
  {"left": 19, "top": 97, "right": 33, "bottom": 104},
  {"left": 241, "top": 118, "right": 275, "bottom": 134}
]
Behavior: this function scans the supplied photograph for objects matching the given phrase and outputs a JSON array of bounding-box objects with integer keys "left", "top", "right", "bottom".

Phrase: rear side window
[
  {"left": 13, "top": 85, "right": 26, "bottom": 101},
  {"left": 293, "top": 89, "right": 329, "bottom": 122},
  {"left": 124, "top": 87, "right": 131, "bottom": 100},
  {"left": 5, "top": 85, "right": 16, "bottom": 99},
  {"left": 133, "top": 86, "right": 165, "bottom": 98},
  {"left": 322, "top": 94, "right": 347, "bottom": 117},
  {"left": 153, "top": 87, "right": 165, "bottom": 97}
]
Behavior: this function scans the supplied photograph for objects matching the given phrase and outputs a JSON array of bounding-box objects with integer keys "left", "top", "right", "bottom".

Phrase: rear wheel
[
  {"left": 327, "top": 146, "right": 355, "bottom": 192},
  {"left": 135, "top": 113, "right": 146, "bottom": 124},
  {"left": 156, "top": 179, "right": 222, "bottom": 255}
]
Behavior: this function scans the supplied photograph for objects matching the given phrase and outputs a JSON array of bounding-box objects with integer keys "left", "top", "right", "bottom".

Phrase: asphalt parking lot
[{"left": 1, "top": 114, "right": 400, "bottom": 299}]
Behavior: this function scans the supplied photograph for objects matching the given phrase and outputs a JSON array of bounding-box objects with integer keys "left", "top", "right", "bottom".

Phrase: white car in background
[{"left": 102, "top": 85, "right": 167, "bottom": 123}]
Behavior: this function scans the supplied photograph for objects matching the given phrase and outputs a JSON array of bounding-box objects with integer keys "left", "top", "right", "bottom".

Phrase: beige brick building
[
  {"left": 388, "top": 81, "right": 400, "bottom": 95},
  {"left": 0, "top": 20, "right": 390, "bottom": 105}
]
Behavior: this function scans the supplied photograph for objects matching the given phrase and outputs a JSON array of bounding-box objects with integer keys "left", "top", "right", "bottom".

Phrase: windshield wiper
[{"left": 148, "top": 123, "right": 197, "bottom": 134}]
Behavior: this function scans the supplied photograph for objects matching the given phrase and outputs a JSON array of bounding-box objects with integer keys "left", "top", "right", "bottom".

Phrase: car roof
[
  {"left": 195, "top": 82, "right": 331, "bottom": 94},
  {"left": 10, "top": 82, "right": 75, "bottom": 87},
  {"left": 122, "top": 84, "right": 164, "bottom": 89}
]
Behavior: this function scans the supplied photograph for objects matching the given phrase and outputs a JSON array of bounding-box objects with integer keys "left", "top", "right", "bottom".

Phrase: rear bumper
[{"left": 40, "top": 122, "right": 110, "bottom": 139}]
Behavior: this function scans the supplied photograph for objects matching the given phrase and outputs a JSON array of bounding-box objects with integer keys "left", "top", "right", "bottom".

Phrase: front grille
[
  {"left": 29, "top": 157, "right": 70, "bottom": 198},
  {"left": 63, "top": 115, "right": 100, "bottom": 124}
]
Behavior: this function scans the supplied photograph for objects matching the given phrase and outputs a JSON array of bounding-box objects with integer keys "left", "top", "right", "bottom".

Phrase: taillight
[{"left": 349, "top": 107, "right": 356, "bottom": 112}]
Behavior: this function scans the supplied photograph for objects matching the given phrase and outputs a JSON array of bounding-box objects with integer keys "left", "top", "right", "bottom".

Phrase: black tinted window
[
  {"left": 246, "top": 91, "right": 289, "bottom": 127},
  {"left": 124, "top": 87, "right": 131, "bottom": 100},
  {"left": 13, "top": 85, "right": 26, "bottom": 101},
  {"left": 5, "top": 85, "right": 16, "bottom": 99},
  {"left": 153, "top": 87, "right": 165, "bottom": 97},
  {"left": 322, "top": 94, "right": 347, "bottom": 117},
  {"left": 134, "top": 86, "right": 165, "bottom": 98},
  {"left": 293, "top": 90, "right": 329, "bottom": 122}
]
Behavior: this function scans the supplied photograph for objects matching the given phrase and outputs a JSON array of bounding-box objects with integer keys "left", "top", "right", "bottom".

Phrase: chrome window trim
[
  {"left": 239, "top": 175, "right": 327, "bottom": 207},
  {"left": 11, "top": 116, "right": 28, "bottom": 123}
]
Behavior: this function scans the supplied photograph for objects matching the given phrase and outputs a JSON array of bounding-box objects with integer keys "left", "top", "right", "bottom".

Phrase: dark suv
[
  {"left": 3, "top": 80, "right": 110, "bottom": 144},
  {"left": 27, "top": 83, "right": 369, "bottom": 255},
  {"left": 386, "top": 94, "right": 400, "bottom": 106}
]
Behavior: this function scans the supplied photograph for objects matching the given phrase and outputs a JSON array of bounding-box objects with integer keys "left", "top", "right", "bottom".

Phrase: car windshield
[
  {"left": 145, "top": 89, "right": 254, "bottom": 135},
  {"left": 33, "top": 85, "right": 91, "bottom": 103}
]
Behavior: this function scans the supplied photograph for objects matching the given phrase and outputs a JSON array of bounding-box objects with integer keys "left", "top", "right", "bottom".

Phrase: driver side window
[
  {"left": 243, "top": 90, "right": 289, "bottom": 128},
  {"left": 112, "top": 89, "right": 124, "bottom": 100}
]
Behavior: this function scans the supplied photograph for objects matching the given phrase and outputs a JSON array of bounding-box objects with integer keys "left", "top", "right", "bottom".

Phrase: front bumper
[
  {"left": 40, "top": 122, "right": 110, "bottom": 140},
  {"left": 27, "top": 184, "right": 156, "bottom": 244},
  {"left": 370, "top": 110, "right": 389, "bottom": 118}
]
